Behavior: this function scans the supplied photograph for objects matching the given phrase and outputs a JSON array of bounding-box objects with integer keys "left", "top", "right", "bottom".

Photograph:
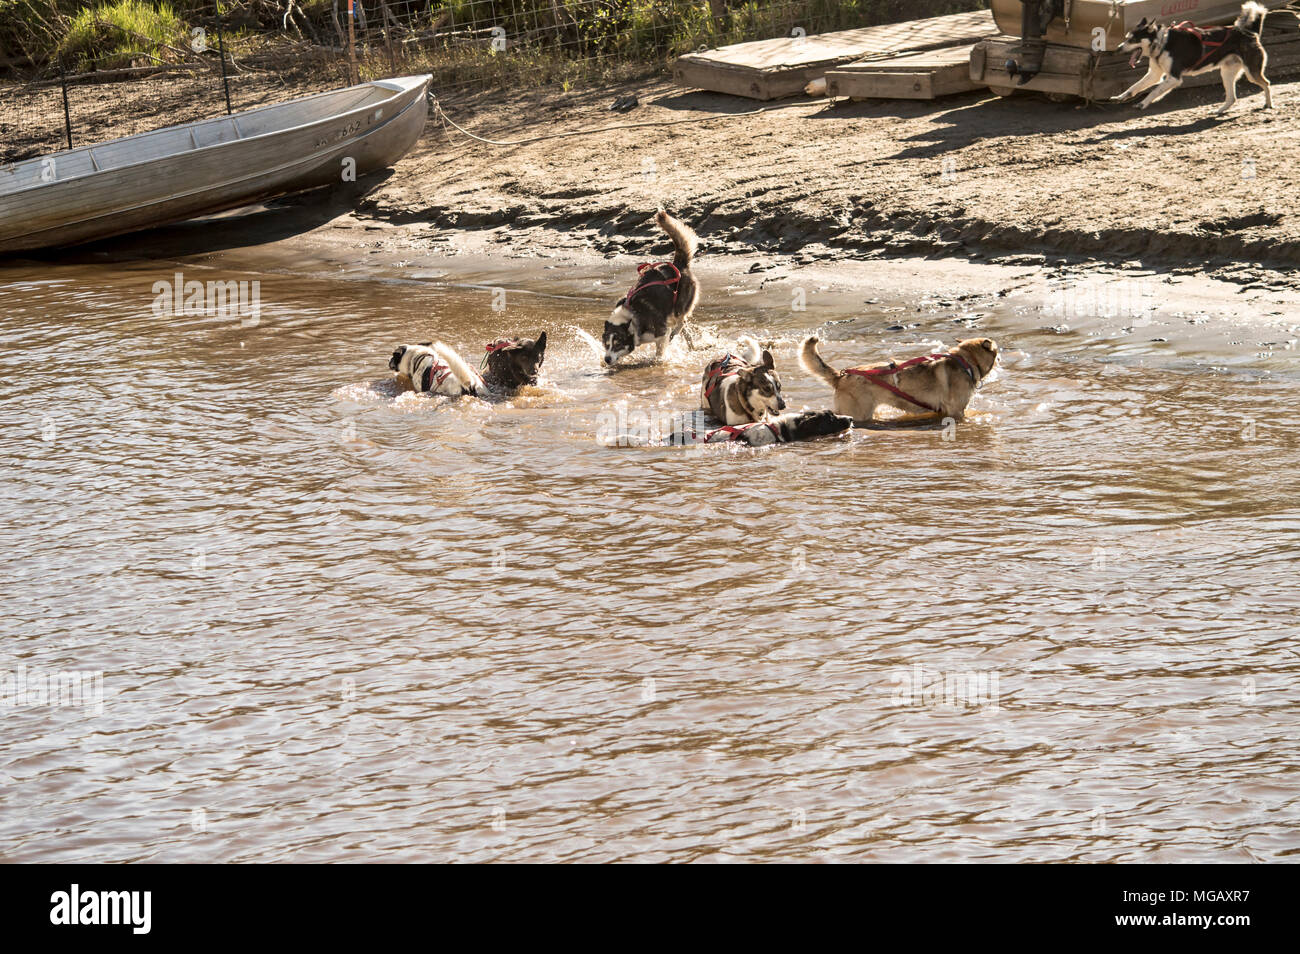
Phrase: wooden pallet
[
  {"left": 973, "top": 10, "right": 1300, "bottom": 100},
  {"left": 672, "top": 10, "right": 997, "bottom": 101},
  {"left": 825, "top": 44, "right": 982, "bottom": 100}
]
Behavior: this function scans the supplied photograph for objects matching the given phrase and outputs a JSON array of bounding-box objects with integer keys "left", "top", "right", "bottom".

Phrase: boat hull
[{"left": 0, "top": 75, "right": 430, "bottom": 254}]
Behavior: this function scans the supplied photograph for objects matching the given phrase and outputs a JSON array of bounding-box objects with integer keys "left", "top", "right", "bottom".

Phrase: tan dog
[{"left": 800, "top": 337, "right": 999, "bottom": 424}]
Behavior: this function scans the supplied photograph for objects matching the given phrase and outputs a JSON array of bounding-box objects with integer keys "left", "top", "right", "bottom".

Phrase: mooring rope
[{"left": 428, "top": 93, "right": 817, "bottom": 147}]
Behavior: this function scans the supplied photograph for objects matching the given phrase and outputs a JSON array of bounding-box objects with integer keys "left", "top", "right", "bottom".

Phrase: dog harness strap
[
  {"left": 947, "top": 352, "right": 978, "bottom": 384},
  {"left": 843, "top": 352, "right": 969, "bottom": 414},
  {"left": 1172, "top": 22, "right": 1230, "bottom": 70},
  {"left": 623, "top": 261, "right": 681, "bottom": 306},
  {"left": 702, "top": 353, "right": 742, "bottom": 399},
  {"left": 422, "top": 361, "right": 452, "bottom": 392},
  {"left": 481, "top": 338, "right": 512, "bottom": 370},
  {"left": 845, "top": 371, "right": 941, "bottom": 413},
  {"left": 705, "top": 421, "right": 779, "bottom": 443}
]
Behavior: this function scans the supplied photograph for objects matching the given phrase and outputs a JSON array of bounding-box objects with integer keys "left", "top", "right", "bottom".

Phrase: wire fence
[{"left": 0, "top": 1, "right": 983, "bottom": 163}]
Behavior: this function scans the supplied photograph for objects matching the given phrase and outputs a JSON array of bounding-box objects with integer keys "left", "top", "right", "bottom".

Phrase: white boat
[{"left": 0, "top": 74, "right": 431, "bottom": 254}]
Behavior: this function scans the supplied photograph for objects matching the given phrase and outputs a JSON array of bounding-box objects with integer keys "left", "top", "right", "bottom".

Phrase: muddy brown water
[{"left": 2, "top": 247, "right": 1299, "bottom": 862}]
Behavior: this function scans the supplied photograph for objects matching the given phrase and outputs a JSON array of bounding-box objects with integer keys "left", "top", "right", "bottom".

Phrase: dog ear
[
  {"left": 535, "top": 331, "right": 547, "bottom": 352},
  {"left": 761, "top": 350, "right": 775, "bottom": 370},
  {"left": 1135, "top": 16, "right": 1147, "bottom": 27}
]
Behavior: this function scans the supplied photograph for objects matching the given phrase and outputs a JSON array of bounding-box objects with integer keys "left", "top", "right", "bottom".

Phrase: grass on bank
[{"left": 2, "top": 1, "right": 986, "bottom": 85}]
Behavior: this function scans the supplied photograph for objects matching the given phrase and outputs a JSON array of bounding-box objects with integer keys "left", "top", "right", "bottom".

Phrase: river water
[{"left": 2, "top": 241, "right": 1298, "bottom": 862}]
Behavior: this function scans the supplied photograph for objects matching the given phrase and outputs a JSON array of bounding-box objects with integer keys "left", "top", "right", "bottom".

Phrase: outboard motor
[{"left": 1005, "top": 0, "right": 1067, "bottom": 83}]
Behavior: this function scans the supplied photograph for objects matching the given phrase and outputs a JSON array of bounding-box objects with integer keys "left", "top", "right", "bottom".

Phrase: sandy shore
[
  {"left": 352, "top": 74, "right": 1300, "bottom": 291},
  {"left": 8, "top": 64, "right": 1300, "bottom": 287},
  {"left": 9, "top": 64, "right": 1300, "bottom": 353}
]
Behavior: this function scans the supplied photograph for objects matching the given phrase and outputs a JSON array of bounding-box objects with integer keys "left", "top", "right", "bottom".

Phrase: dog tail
[
  {"left": 434, "top": 342, "right": 486, "bottom": 396},
  {"left": 1236, "top": 2, "right": 1267, "bottom": 34},
  {"left": 799, "top": 336, "right": 841, "bottom": 388},
  {"left": 656, "top": 209, "right": 698, "bottom": 269},
  {"left": 736, "top": 335, "right": 763, "bottom": 365}
]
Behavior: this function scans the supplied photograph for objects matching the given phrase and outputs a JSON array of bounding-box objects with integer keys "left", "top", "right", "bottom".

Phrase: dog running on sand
[{"left": 1114, "top": 2, "right": 1273, "bottom": 114}]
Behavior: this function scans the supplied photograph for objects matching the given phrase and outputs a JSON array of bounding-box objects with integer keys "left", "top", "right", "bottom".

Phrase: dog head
[
  {"left": 736, "top": 349, "right": 785, "bottom": 417},
  {"left": 1118, "top": 17, "right": 1161, "bottom": 68},
  {"left": 775, "top": 409, "right": 852, "bottom": 442},
  {"left": 602, "top": 307, "right": 637, "bottom": 366},
  {"left": 953, "top": 337, "right": 1000, "bottom": 381},
  {"left": 388, "top": 345, "right": 409, "bottom": 372},
  {"left": 484, "top": 332, "right": 547, "bottom": 389}
]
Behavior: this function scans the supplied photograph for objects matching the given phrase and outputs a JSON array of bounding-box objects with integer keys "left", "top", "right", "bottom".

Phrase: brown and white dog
[
  {"left": 1113, "top": 2, "right": 1273, "bottom": 114},
  {"left": 389, "top": 332, "right": 547, "bottom": 397},
  {"left": 603, "top": 210, "right": 700, "bottom": 366},
  {"left": 700, "top": 337, "right": 785, "bottom": 425},
  {"left": 800, "top": 336, "right": 999, "bottom": 424}
]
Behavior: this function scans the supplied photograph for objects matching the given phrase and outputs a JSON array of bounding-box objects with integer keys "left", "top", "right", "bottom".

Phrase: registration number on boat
[{"left": 315, "top": 120, "right": 361, "bottom": 148}]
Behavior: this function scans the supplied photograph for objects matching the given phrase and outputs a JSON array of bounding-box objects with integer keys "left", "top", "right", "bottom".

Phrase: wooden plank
[
  {"left": 826, "top": 44, "right": 980, "bottom": 100},
  {"left": 673, "top": 9, "right": 997, "bottom": 101}
]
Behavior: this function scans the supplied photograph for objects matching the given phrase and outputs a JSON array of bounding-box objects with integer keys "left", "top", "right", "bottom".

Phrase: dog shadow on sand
[{"left": 1086, "top": 111, "right": 1241, "bottom": 143}]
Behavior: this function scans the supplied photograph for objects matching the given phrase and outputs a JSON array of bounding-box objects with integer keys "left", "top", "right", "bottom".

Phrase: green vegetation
[
  {"left": 0, "top": 1, "right": 986, "bottom": 83},
  {"left": 59, "top": 1, "right": 186, "bottom": 69}
]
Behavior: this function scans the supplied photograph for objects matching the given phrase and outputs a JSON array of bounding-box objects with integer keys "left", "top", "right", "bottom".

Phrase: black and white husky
[
  {"left": 388, "top": 332, "right": 547, "bottom": 397},
  {"left": 389, "top": 342, "right": 485, "bottom": 397},
  {"left": 670, "top": 410, "right": 851, "bottom": 447},
  {"left": 700, "top": 336, "right": 785, "bottom": 425},
  {"left": 1113, "top": 2, "right": 1273, "bottom": 114},
  {"left": 602, "top": 210, "right": 700, "bottom": 366}
]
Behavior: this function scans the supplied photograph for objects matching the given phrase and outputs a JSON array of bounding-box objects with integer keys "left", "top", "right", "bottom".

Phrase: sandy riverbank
[
  {"left": 9, "top": 63, "right": 1300, "bottom": 351},
  {"left": 355, "top": 74, "right": 1300, "bottom": 289},
  {"left": 7, "top": 60, "right": 1300, "bottom": 288}
]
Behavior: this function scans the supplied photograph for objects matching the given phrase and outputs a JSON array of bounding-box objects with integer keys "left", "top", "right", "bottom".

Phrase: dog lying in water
[
  {"left": 701, "top": 337, "right": 785, "bottom": 425},
  {"left": 670, "top": 409, "right": 851, "bottom": 447},
  {"left": 603, "top": 210, "right": 700, "bottom": 366},
  {"left": 800, "top": 336, "right": 998, "bottom": 424},
  {"left": 389, "top": 332, "right": 547, "bottom": 397}
]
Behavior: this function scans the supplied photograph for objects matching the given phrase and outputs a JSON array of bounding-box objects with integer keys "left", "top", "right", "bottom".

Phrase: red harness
[
  {"left": 702, "top": 352, "right": 744, "bottom": 400},
  {"left": 1171, "top": 22, "right": 1230, "bottom": 70},
  {"left": 705, "top": 421, "right": 780, "bottom": 443},
  {"left": 623, "top": 261, "right": 681, "bottom": 306},
  {"left": 421, "top": 360, "right": 453, "bottom": 392},
  {"left": 844, "top": 352, "right": 977, "bottom": 414},
  {"left": 481, "top": 338, "right": 514, "bottom": 370}
]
